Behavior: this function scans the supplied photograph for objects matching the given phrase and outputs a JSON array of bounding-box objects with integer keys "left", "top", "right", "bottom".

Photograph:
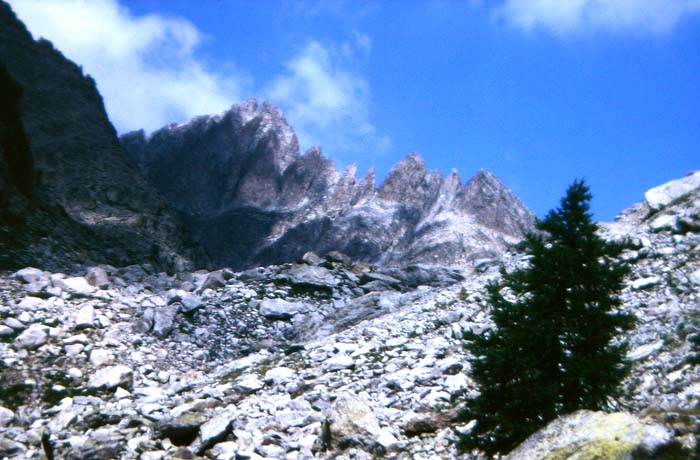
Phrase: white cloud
[
  {"left": 266, "top": 37, "right": 390, "bottom": 158},
  {"left": 496, "top": 0, "right": 700, "bottom": 36},
  {"left": 9, "top": 0, "right": 246, "bottom": 133}
]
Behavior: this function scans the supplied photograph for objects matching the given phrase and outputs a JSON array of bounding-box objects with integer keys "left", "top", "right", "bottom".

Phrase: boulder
[
  {"left": 301, "top": 251, "right": 323, "bottom": 266},
  {"left": 153, "top": 412, "right": 207, "bottom": 446},
  {"left": 279, "top": 265, "right": 340, "bottom": 290},
  {"left": 503, "top": 411, "right": 673, "bottom": 460},
  {"left": 12, "top": 267, "right": 46, "bottom": 284},
  {"left": 152, "top": 305, "right": 178, "bottom": 338},
  {"left": 85, "top": 267, "right": 110, "bottom": 289},
  {"left": 193, "top": 411, "right": 234, "bottom": 454},
  {"left": 645, "top": 171, "right": 700, "bottom": 211},
  {"left": 180, "top": 293, "right": 204, "bottom": 313},
  {"left": 258, "top": 298, "right": 306, "bottom": 321},
  {"left": 322, "top": 393, "right": 382, "bottom": 450}
]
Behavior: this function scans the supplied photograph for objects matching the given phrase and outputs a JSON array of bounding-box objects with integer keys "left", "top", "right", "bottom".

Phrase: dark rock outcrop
[
  {"left": 122, "top": 101, "right": 536, "bottom": 270},
  {"left": 0, "top": 1, "right": 198, "bottom": 272}
]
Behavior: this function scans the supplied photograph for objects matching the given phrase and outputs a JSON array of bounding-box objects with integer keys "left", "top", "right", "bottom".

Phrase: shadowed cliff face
[
  {"left": 122, "top": 101, "right": 536, "bottom": 270},
  {"left": 0, "top": 1, "right": 198, "bottom": 272}
]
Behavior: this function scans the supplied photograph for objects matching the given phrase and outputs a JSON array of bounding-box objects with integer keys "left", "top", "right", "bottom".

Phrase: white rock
[
  {"left": 18, "top": 296, "right": 44, "bottom": 309},
  {"left": 74, "top": 305, "right": 95, "bottom": 329},
  {"left": 88, "top": 365, "right": 133, "bottom": 390},
  {"left": 67, "top": 368, "right": 83, "bottom": 379},
  {"left": 89, "top": 349, "right": 114, "bottom": 367},
  {"left": 0, "top": 406, "right": 14, "bottom": 427},
  {"left": 0, "top": 325, "right": 13, "bottom": 337},
  {"left": 650, "top": 214, "right": 677, "bottom": 232},
  {"left": 63, "top": 333, "right": 89, "bottom": 344},
  {"left": 689, "top": 269, "right": 700, "bottom": 286},
  {"left": 264, "top": 367, "right": 296, "bottom": 384},
  {"left": 645, "top": 171, "right": 700, "bottom": 210},
  {"left": 61, "top": 277, "right": 96, "bottom": 295},
  {"left": 443, "top": 373, "right": 470, "bottom": 393},
  {"left": 114, "top": 387, "right": 131, "bottom": 399},
  {"left": 631, "top": 276, "right": 661, "bottom": 290},
  {"left": 325, "top": 354, "right": 355, "bottom": 371},
  {"left": 627, "top": 340, "right": 664, "bottom": 361},
  {"left": 140, "top": 451, "right": 166, "bottom": 460},
  {"left": 13, "top": 324, "right": 47, "bottom": 350},
  {"left": 64, "top": 344, "right": 85, "bottom": 356},
  {"left": 234, "top": 374, "right": 264, "bottom": 394},
  {"left": 376, "top": 429, "right": 398, "bottom": 449}
]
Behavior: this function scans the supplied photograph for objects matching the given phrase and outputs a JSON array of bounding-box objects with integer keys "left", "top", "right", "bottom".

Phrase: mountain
[
  {"left": 0, "top": 171, "right": 698, "bottom": 460},
  {"left": 121, "top": 99, "right": 535, "bottom": 270},
  {"left": 0, "top": 1, "right": 197, "bottom": 272}
]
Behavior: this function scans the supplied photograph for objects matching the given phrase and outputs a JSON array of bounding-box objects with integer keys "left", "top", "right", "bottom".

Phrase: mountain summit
[{"left": 122, "top": 100, "right": 535, "bottom": 269}]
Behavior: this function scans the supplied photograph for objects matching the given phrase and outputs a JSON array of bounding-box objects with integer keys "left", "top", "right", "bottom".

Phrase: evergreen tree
[{"left": 458, "top": 179, "right": 635, "bottom": 455}]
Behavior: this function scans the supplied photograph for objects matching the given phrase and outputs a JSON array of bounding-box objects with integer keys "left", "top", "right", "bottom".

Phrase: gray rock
[
  {"left": 12, "top": 267, "right": 46, "bottom": 284},
  {"left": 199, "top": 271, "right": 226, "bottom": 291},
  {"left": 85, "top": 267, "right": 110, "bottom": 289},
  {"left": 0, "top": 406, "right": 14, "bottom": 427},
  {"left": 301, "top": 251, "right": 323, "bottom": 266},
  {"left": 280, "top": 265, "right": 339, "bottom": 290},
  {"left": 194, "top": 411, "right": 234, "bottom": 454},
  {"left": 180, "top": 293, "right": 204, "bottom": 313},
  {"left": 152, "top": 305, "right": 178, "bottom": 338},
  {"left": 153, "top": 412, "right": 207, "bottom": 446},
  {"left": 258, "top": 298, "right": 305, "bottom": 321},
  {"left": 322, "top": 393, "right": 382, "bottom": 450}
]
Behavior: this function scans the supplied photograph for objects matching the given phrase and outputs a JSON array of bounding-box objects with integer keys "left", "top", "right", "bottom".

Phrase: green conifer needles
[{"left": 459, "top": 179, "right": 634, "bottom": 455}]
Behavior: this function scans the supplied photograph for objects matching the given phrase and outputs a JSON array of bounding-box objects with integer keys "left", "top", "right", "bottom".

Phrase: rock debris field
[{"left": 1, "top": 174, "right": 700, "bottom": 460}]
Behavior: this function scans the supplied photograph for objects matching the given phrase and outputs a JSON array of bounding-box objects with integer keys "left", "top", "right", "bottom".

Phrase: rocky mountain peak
[
  {"left": 459, "top": 169, "right": 534, "bottom": 237},
  {"left": 122, "top": 107, "right": 536, "bottom": 269},
  {"left": 378, "top": 153, "right": 443, "bottom": 209}
]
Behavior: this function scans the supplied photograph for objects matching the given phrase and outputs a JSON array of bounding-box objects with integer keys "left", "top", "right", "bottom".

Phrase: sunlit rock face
[{"left": 122, "top": 104, "right": 536, "bottom": 270}]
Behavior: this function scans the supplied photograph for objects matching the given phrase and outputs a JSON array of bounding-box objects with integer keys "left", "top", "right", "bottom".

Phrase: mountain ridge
[{"left": 121, "top": 99, "right": 536, "bottom": 270}]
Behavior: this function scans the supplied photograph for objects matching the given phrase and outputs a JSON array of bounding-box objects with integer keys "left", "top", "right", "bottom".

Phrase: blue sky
[{"left": 9, "top": 0, "right": 700, "bottom": 220}]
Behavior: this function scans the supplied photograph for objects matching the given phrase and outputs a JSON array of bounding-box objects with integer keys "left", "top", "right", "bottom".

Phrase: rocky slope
[
  {"left": 0, "top": 1, "right": 197, "bottom": 273},
  {"left": 0, "top": 172, "right": 698, "bottom": 460},
  {"left": 121, "top": 100, "right": 535, "bottom": 270}
]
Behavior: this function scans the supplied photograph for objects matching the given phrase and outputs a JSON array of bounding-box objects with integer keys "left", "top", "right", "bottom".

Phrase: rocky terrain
[
  {"left": 1, "top": 172, "right": 699, "bottom": 460},
  {"left": 0, "top": 2, "right": 198, "bottom": 273},
  {"left": 121, "top": 101, "right": 535, "bottom": 270}
]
